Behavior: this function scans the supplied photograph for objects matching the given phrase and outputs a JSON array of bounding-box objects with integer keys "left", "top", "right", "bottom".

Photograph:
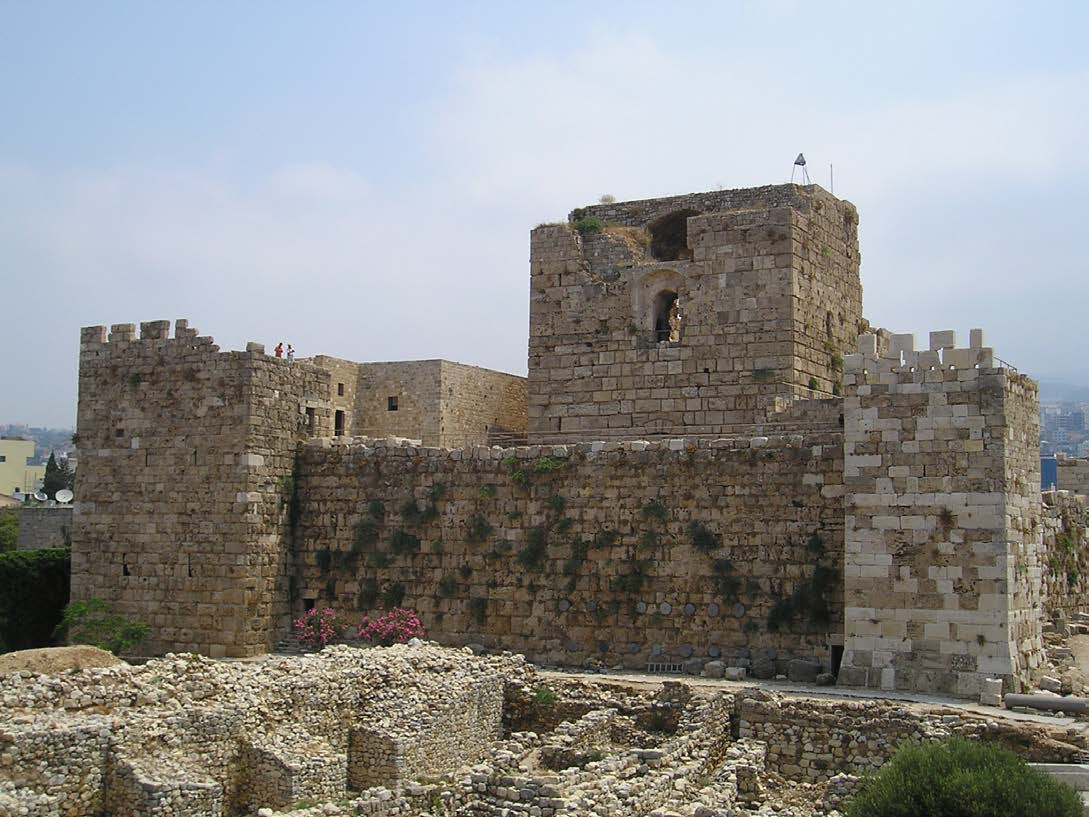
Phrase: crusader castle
[{"left": 71, "top": 183, "right": 1089, "bottom": 698}]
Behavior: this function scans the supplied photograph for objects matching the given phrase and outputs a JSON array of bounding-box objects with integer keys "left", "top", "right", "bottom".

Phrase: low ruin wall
[
  {"left": 295, "top": 433, "right": 846, "bottom": 670},
  {"left": 15, "top": 507, "right": 72, "bottom": 551}
]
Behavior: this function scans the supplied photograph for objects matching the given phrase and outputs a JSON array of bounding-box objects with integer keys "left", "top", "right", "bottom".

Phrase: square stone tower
[
  {"left": 527, "top": 184, "right": 863, "bottom": 442},
  {"left": 838, "top": 330, "right": 1044, "bottom": 696},
  {"left": 72, "top": 321, "right": 332, "bottom": 656}
]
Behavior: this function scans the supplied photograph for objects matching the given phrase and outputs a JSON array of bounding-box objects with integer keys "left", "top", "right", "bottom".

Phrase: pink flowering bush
[
  {"left": 294, "top": 607, "right": 348, "bottom": 649},
  {"left": 357, "top": 607, "right": 425, "bottom": 647}
]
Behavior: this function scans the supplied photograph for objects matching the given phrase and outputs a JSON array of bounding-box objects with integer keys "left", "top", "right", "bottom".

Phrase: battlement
[
  {"left": 79, "top": 318, "right": 274, "bottom": 355},
  {"left": 844, "top": 327, "right": 997, "bottom": 373}
]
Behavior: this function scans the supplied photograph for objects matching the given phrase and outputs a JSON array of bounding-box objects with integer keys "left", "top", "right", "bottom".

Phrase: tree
[
  {"left": 41, "top": 453, "right": 74, "bottom": 500},
  {"left": 0, "top": 512, "right": 17, "bottom": 551}
]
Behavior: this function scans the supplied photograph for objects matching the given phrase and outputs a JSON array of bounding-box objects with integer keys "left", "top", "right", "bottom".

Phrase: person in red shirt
[{"left": 274, "top": 342, "right": 284, "bottom": 358}]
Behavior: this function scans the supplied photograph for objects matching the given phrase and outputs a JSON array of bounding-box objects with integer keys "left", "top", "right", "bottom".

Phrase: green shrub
[
  {"left": 479, "top": 484, "right": 497, "bottom": 499},
  {"left": 358, "top": 578, "right": 379, "bottom": 610},
  {"left": 400, "top": 499, "right": 422, "bottom": 523},
  {"left": 55, "top": 598, "right": 148, "bottom": 655},
  {"left": 382, "top": 582, "right": 406, "bottom": 608},
  {"left": 389, "top": 529, "right": 421, "bottom": 556},
  {"left": 316, "top": 548, "right": 333, "bottom": 573},
  {"left": 531, "top": 685, "right": 558, "bottom": 710},
  {"left": 593, "top": 530, "right": 618, "bottom": 548},
  {"left": 532, "top": 457, "right": 564, "bottom": 474},
  {"left": 846, "top": 738, "right": 1081, "bottom": 817},
  {"left": 0, "top": 548, "right": 70, "bottom": 652},
  {"left": 546, "top": 494, "right": 566, "bottom": 514},
  {"left": 459, "top": 562, "right": 473, "bottom": 580},
  {"left": 438, "top": 574, "right": 458, "bottom": 597},
  {"left": 712, "top": 558, "right": 741, "bottom": 601},
  {"left": 555, "top": 517, "right": 574, "bottom": 534},
  {"left": 571, "top": 215, "right": 606, "bottom": 236},
  {"left": 641, "top": 500, "right": 668, "bottom": 522},
  {"left": 367, "top": 500, "right": 386, "bottom": 520},
  {"left": 353, "top": 520, "right": 380, "bottom": 551},
  {"left": 688, "top": 521, "right": 719, "bottom": 553},
  {"left": 467, "top": 514, "right": 493, "bottom": 544},
  {"left": 808, "top": 376, "right": 819, "bottom": 391},
  {"left": 518, "top": 527, "right": 548, "bottom": 571},
  {"left": 0, "top": 511, "right": 17, "bottom": 551},
  {"left": 469, "top": 596, "right": 488, "bottom": 625}
]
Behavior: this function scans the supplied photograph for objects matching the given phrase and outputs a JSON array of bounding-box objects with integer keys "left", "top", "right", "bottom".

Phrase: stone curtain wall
[
  {"left": 1038, "top": 491, "right": 1089, "bottom": 619},
  {"left": 15, "top": 507, "right": 72, "bottom": 550},
  {"left": 838, "top": 329, "right": 1044, "bottom": 696},
  {"left": 527, "top": 184, "right": 861, "bottom": 444},
  {"left": 72, "top": 320, "right": 331, "bottom": 656},
  {"left": 439, "top": 361, "right": 528, "bottom": 447},
  {"left": 1057, "top": 455, "right": 1089, "bottom": 494},
  {"left": 295, "top": 432, "right": 845, "bottom": 670}
]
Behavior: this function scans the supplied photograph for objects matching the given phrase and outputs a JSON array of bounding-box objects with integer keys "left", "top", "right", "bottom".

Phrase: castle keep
[{"left": 71, "top": 183, "right": 1088, "bottom": 698}]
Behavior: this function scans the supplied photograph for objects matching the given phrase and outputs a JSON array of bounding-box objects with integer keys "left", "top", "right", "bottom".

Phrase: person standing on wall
[
  {"left": 274, "top": 342, "right": 283, "bottom": 358},
  {"left": 287, "top": 344, "right": 295, "bottom": 363}
]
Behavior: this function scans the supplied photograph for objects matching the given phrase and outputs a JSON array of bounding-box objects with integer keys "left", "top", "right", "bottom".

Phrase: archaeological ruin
[{"left": 67, "top": 182, "right": 1089, "bottom": 703}]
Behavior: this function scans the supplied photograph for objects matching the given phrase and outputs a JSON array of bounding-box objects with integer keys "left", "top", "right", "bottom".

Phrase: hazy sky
[{"left": 2, "top": 1, "right": 1087, "bottom": 427}]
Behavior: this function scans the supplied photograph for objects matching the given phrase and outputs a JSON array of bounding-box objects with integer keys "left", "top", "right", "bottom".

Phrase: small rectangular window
[
  {"left": 0, "top": 455, "right": 6, "bottom": 463},
  {"left": 387, "top": 396, "right": 398, "bottom": 412},
  {"left": 337, "top": 383, "right": 345, "bottom": 397}
]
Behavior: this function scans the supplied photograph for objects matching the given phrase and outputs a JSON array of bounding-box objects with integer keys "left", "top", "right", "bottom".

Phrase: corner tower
[{"left": 527, "top": 184, "right": 862, "bottom": 442}]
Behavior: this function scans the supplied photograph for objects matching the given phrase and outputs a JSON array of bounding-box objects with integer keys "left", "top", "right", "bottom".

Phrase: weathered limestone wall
[
  {"left": 838, "top": 329, "right": 1044, "bottom": 696},
  {"left": 1057, "top": 454, "right": 1089, "bottom": 495},
  {"left": 439, "top": 361, "right": 528, "bottom": 447},
  {"left": 355, "top": 360, "right": 442, "bottom": 444},
  {"left": 527, "top": 184, "right": 861, "bottom": 443},
  {"left": 1038, "top": 491, "right": 1089, "bottom": 619},
  {"left": 307, "top": 357, "right": 527, "bottom": 448},
  {"left": 72, "top": 320, "right": 331, "bottom": 656},
  {"left": 15, "top": 506, "right": 72, "bottom": 550},
  {"left": 295, "top": 433, "right": 845, "bottom": 670}
]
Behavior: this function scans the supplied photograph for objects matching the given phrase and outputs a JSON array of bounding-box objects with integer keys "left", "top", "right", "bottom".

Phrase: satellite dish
[
  {"left": 33, "top": 491, "right": 48, "bottom": 502},
  {"left": 56, "top": 489, "right": 74, "bottom": 504}
]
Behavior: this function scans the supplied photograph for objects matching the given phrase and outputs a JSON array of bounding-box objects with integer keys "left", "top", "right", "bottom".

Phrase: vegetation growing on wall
[
  {"left": 0, "top": 511, "right": 17, "bottom": 552},
  {"left": 767, "top": 529, "right": 838, "bottom": 631},
  {"left": 56, "top": 598, "right": 149, "bottom": 655}
]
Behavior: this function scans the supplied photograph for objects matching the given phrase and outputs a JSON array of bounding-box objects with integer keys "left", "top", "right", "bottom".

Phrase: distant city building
[{"left": 0, "top": 438, "right": 46, "bottom": 497}]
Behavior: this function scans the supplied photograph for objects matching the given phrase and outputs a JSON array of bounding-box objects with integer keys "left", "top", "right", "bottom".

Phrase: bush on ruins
[
  {"left": 293, "top": 607, "right": 351, "bottom": 649},
  {"left": 357, "top": 607, "right": 425, "bottom": 647},
  {"left": 847, "top": 737, "right": 1081, "bottom": 817}
]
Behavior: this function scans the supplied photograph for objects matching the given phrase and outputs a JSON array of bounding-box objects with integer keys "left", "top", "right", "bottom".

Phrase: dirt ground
[{"left": 0, "top": 645, "right": 125, "bottom": 674}]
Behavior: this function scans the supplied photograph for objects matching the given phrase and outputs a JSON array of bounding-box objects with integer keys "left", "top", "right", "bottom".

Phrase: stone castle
[{"left": 71, "top": 183, "right": 1089, "bottom": 699}]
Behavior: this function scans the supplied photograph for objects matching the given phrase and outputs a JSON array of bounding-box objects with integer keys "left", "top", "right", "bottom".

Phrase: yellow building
[{"left": 0, "top": 439, "right": 46, "bottom": 497}]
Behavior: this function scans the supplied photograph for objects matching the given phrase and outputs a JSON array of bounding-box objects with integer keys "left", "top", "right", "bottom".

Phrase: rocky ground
[{"left": 2, "top": 643, "right": 1089, "bottom": 817}]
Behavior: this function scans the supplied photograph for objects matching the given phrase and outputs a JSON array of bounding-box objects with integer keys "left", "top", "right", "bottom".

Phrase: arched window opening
[
  {"left": 653, "top": 290, "right": 680, "bottom": 342},
  {"left": 648, "top": 209, "right": 700, "bottom": 261}
]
